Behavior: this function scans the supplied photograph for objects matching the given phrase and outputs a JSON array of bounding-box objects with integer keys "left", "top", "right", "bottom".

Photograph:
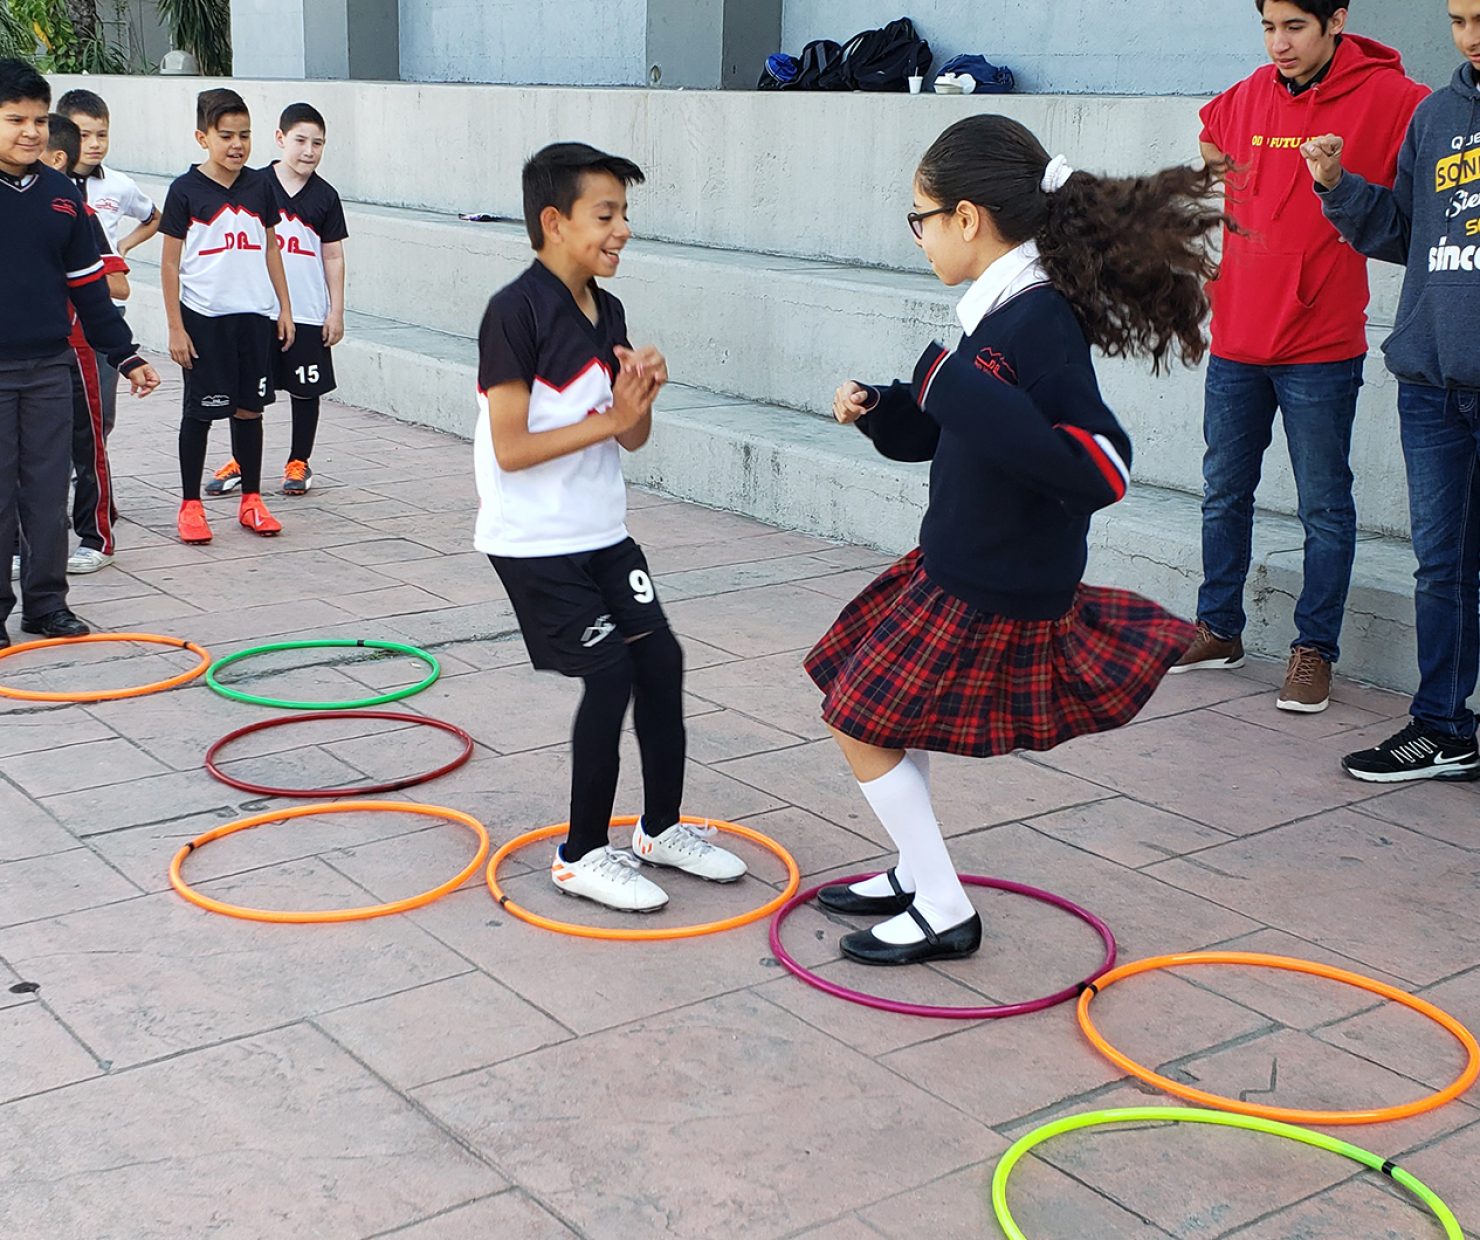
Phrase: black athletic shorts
[
  {"left": 276, "top": 325, "right": 337, "bottom": 398},
  {"left": 181, "top": 306, "right": 277, "bottom": 421},
  {"left": 489, "top": 537, "right": 669, "bottom": 676}
]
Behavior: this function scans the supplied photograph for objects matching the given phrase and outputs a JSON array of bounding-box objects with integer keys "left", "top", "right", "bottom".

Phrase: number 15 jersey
[{"left": 264, "top": 162, "right": 349, "bottom": 328}]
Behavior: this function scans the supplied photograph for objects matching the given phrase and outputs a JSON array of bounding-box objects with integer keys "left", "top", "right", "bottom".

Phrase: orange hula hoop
[
  {"left": 0, "top": 632, "right": 211, "bottom": 702},
  {"left": 486, "top": 815, "right": 801, "bottom": 941},
  {"left": 1077, "top": 950, "right": 1480, "bottom": 1125},
  {"left": 170, "top": 800, "right": 489, "bottom": 924}
]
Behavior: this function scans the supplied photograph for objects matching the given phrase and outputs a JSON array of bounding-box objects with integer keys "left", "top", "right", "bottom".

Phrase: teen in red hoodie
[{"left": 1173, "top": 0, "right": 1428, "bottom": 714}]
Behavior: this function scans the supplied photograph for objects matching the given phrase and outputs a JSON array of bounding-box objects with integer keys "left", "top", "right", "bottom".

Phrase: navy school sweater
[
  {"left": 0, "top": 165, "right": 144, "bottom": 373},
  {"left": 857, "top": 284, "right": 1131, "bottom": 619}
]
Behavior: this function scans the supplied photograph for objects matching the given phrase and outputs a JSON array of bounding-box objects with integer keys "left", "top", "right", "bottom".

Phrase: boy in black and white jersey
[
  {"left": 206, "top": 102, "right": 347, "bottom": 499},
  {"left": 57, "top": 88, "right": 159, "bottom": 458},
  {"left": 476, "top": 142, "right": 748, "bottom": 912},
  {"left": 159, "top": 88, "right": 294, "bottom": 545}
]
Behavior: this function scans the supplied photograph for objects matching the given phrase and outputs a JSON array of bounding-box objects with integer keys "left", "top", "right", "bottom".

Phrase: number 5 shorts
[
  {"left": 180, "top": 305, "right": 278, "bottom": 420},
  {"left": 275, "top": 324, "right": 338, "bottom": 399},
  {"left": 488, "top": 537, "right": 671, "bottom": 677}
]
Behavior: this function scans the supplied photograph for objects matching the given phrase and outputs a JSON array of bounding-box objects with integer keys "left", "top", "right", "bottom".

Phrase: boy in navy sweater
[{"left": 0, "top": 60, "right": 159, "bottom": 647}]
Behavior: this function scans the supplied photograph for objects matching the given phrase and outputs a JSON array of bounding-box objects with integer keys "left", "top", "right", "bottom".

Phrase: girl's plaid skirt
[{"left": 804, "top": 549, "right": 1195, "bottom": 758}]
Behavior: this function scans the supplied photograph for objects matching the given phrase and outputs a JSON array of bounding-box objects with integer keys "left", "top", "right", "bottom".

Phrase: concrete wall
[
  {"left": 782, "top": 0, "right": 1457, "bottom": 94},
  {"left": 64, "top": 77, "right": 1416, "bottom": 546},
  {"left": 50, "top": 74, "right": 1210, "bottom": 270},
  {"left": 398, "top": 0, "right": 648, "bottom": 84},
  {"left": 229, "top": 0, "right": 308, "bottom": 78}
]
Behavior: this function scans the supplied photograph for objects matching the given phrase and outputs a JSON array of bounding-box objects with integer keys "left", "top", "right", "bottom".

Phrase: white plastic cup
[{"left": 907, "top": 74, "right": 923, "bottom": 94}]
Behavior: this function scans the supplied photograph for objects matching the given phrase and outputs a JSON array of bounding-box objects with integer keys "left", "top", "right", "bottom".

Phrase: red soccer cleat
[
  {"left": 177, "top": 499, "right": 213, "bottom": 544},
  {"left": 238, "top": 492, "right": 282, "bottom": 537}
]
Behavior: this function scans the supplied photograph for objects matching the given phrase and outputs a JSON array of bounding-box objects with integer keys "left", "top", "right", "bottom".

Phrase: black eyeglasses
[{"left": 907, "top": 206, "right": 954, "bottom": 239}]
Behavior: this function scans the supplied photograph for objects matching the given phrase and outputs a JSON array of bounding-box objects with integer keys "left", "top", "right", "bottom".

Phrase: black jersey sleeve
[
  {"left": 253, "top": 170, "right": 281, "bottom": 230},
  {"left": 477, "top": 289, "right": 539, "bottom": 390},
  {"left": 159, "top": 176, "right": 192, "bottom": 240},
  {"left": 320, "top": 187, "right": 349, "bottom": 244}
]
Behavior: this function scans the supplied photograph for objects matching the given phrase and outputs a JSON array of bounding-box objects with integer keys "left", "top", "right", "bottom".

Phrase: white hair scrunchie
[{"left": 1041, "top": 154, "right": 1075, "bottom": 194}]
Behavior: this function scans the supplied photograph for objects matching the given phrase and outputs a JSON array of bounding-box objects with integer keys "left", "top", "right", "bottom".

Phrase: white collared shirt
[{"left": 955, "top": 240, "right": 1051, "bottom": 336}]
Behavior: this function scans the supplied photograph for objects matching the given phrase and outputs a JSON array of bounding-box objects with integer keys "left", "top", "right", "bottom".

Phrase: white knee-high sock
[
  {"left": 855, "top": 757, "right": 974, "bottom": 944},
  {"left": 848, "top": 750, "right": 930, "bottom": 897}
]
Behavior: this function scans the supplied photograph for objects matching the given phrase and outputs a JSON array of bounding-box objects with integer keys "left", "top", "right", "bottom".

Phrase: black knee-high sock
[
  {"left": 179, "top": 416, "right": 211, "bottom": 501},
  {"left": 289, "top": 396, "right": 319, "bottom": 463},
  {"left": 565, "top": 657, "right": 634, "bottom": 862},
  {"left": 629, "top": 628, "right": 686, "bottom": 836},
  {"left": 229, "top": 415, "right": 264, "bottom": 494}
]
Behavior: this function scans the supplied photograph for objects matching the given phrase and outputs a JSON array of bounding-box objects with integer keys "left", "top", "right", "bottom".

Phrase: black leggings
[{"left": 564, "top": 628, "right": 686, "bottom": 862}]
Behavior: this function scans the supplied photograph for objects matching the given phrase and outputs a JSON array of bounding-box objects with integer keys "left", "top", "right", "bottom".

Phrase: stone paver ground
[{"left": 2, "top": 371, "right": 1478, "bottom": 1239}]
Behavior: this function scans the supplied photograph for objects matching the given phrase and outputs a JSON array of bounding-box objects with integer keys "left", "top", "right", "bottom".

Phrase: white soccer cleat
[
  {"left": 550, "top": 845, "right": 669, "bottom": 912},
  {"left": 632, "top": 818, "right": 748, "bottom": 883}
]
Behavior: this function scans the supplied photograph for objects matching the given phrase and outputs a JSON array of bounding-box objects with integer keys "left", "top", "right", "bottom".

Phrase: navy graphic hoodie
[{"left": 1318, "top": 63, "right": 1480, "bottom": 389}]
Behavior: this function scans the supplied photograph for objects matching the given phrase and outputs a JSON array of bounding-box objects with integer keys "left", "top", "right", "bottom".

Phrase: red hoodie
[{"left": 1200, "top": 35, "right": 1428, "bottom": 365}]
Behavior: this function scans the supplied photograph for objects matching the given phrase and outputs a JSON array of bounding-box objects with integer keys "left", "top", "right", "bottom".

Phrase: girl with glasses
[{"left": 806, "top": 114, "right": 1227, "bottom": 965}]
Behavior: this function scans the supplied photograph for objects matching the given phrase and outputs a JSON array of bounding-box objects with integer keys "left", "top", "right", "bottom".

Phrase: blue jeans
[
  {"left": 1398, "top": 383, "right": 1480, "bottom": 740},
  {"left": 1198, "top": 355, "right": 1364, "bottom": 662}
]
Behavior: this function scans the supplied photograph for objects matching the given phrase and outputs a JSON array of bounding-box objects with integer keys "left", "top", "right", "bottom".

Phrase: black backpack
[
  {"left": 791, "top": 38, "right": 843, "bottom": 90},
  {"left": 826, "top": 18, "right": 932, "bottom": 92}
]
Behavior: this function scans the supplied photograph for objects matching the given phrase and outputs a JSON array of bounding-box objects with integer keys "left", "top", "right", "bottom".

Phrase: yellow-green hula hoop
[{"left": 992, "top": 1107, "right": 1461, "bottom": 1239}]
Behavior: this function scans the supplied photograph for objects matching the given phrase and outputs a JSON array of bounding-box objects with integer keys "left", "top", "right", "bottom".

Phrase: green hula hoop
[
  {"left": 992, "top": 1107, "right": 1462, "bottom": 1240},
  {"left": 205, "top": 639, "right": 441, "bottom": 710}
]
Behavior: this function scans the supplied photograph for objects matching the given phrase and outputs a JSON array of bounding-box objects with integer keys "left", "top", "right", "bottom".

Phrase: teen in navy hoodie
[
  {"left": 1302, "top": 0, "right": 1480, "bottom": 784},
  {"left": 806, "top": 115, "right": 1226, "bottom": 966}
]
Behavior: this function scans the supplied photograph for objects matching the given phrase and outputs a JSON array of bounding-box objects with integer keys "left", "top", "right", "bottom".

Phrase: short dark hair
[
  {"left": 1255, "top": 0, "right": 1349, "bottom": 29},
  {"left": 522, "top": 142, "right": 645, "bottom": 250},
  {"left": 279, "top": 102, "right": 325, "bottom": 134},
  {"left": 0, "top": 58, "right": 50, "bottom": 109},
  {"left": 57, "top": 87, "right": 108, "bottom": 121},
  {"left": 46, "top": 112, "right": 80, "bottom": 171},
  {"left": 196, "top": 87, "right": 249, "bottom": 133}
]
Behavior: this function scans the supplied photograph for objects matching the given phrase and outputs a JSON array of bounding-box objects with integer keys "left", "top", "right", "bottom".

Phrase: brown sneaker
[
  {"left": 1277, "top": 646, "right": 1332, "bottom": 714},
  {"left": 1169, "top": 620, "right": 1245, "bottom": 674}
]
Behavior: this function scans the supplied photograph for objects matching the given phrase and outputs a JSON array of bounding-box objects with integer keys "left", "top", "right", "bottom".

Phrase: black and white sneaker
[{"left": 1342, "top": 720, "right": 1480, "bottom": 784}]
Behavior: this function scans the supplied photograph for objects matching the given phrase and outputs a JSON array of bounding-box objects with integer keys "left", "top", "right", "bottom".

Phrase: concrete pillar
[
  {"left": 230, "top": 0, "right": 398, "bottom": 80},
  {"left": 645, "top": 0, "right": 782, "bottom": 89}
]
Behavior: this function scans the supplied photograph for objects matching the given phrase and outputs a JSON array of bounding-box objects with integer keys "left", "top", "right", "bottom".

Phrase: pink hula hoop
[{"left": 768, "top": 873, "right": 1117, "bottom": 1019}]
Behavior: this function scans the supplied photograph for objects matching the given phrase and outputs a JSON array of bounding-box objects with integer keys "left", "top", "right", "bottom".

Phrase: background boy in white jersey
[
  {"left": 56, "top": 89, "right": 158, "bottom": 473},
  {"left": 476, "top": 142, "right": 747, "bottom": 912},
  {"left": 159, "top": 88, "right": 294, "bottom": 545},
  {"left": 206, "top": 102, "right": 347, "bottom": 499}
]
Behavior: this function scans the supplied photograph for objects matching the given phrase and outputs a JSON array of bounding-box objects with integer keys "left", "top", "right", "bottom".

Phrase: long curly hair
[{"left": 916, "top": 115, "right": 1230, "bottom": 374}]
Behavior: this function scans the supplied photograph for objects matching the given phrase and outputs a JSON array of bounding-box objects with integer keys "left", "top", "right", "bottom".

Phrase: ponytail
[{"left": 916, "top": 115, "right": 1231, "bottom": 374}]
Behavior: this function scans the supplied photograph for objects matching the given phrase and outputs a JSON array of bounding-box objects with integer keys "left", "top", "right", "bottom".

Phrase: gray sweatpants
[{"left": 0, "top": 352, "right": 74, "bottom": 628}]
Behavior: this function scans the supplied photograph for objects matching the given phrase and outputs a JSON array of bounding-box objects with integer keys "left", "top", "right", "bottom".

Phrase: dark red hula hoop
[
  {"left": 769, "top": 873, "right": 1117, "bottom": 1019},
  {"left": 204, "top": 710, "right": 476, "bottom": 798}
]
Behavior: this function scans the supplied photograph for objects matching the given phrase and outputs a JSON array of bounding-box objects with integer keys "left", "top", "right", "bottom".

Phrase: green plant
[
  {"left": 4, "top": 0, "right": 127, "bottom": 72},
  {"left": 155, "top": 0, "right": 230, "bottom": 75},
  {"left": 0, "top": 4, "right": 35, "bottom": 61}
]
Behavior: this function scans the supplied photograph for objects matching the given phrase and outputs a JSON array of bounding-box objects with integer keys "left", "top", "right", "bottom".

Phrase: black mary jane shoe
[
  {"left": 817, "top": 867, "right": 915, "bottom": 916},
  {"left": 839, "top": 907, "right": 983, "bottom": 966},
  {"left": 20, "top": 609, "right": 90, "bottom": 639}
]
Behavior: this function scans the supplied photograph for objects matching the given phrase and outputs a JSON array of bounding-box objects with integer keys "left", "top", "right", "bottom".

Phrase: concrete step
[
  {"left": 125, "top": 173, "right": 1412, "bottom": 540},
  {"left": 121, "top": 268, "right": 1421, "bottom": 695}
]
